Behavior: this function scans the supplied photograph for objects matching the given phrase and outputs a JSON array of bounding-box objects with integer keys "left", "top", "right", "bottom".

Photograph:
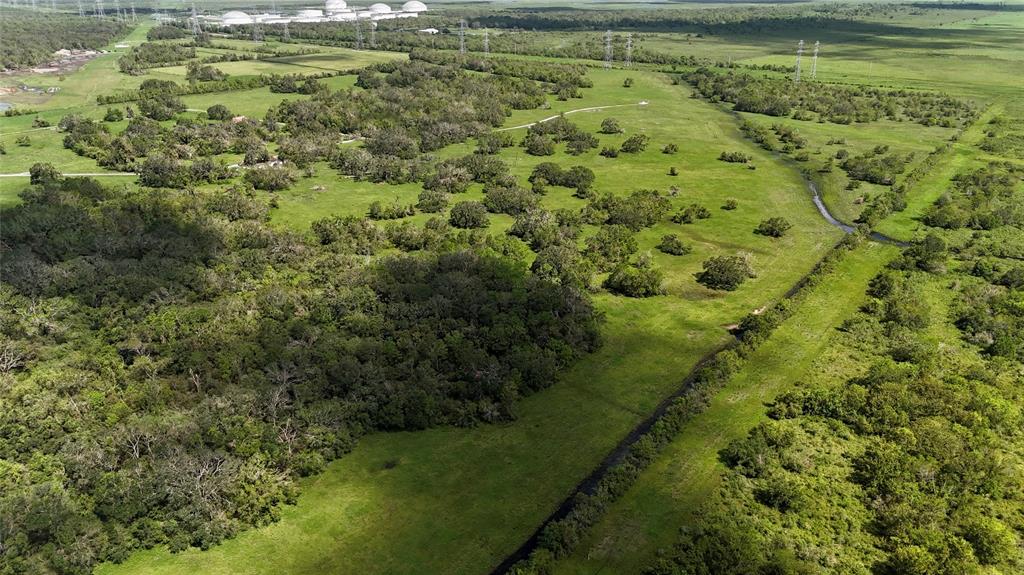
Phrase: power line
[
  {"left": 811, "top": 40, "right": 820, "bottom": 80},
  {"left": 604, "top": 29, "right": 612, "bottom": 69},
  {"left": 190, "top": 2, "right": 201, "bottom": 36},
  {"left": 794, "top": 39, "right": 804, "bottom": 83}
]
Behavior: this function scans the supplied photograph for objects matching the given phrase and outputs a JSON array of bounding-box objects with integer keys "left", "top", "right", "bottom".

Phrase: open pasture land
[{"left": 98, "top": 66, "right": 843, "bottom": 575}]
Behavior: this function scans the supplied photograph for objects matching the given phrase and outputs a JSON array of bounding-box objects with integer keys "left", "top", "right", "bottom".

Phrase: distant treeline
[
  {"left": 0, "top": 8, "right": 127, "bottom": 70},
  {"left": 686, "top": 68, "right": 977, "bottom": 128}
]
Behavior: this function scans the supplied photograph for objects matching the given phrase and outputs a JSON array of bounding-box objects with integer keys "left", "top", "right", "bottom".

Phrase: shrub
[
  {"left": 483, "top": 184, "right": 537, "bottom": 216},
  {"left": 417, "top": 190, "right": 449, "bottom": 213},
  {"left": 719, "top": 151, "right": 752, "bottom": 163},
  {"left": 657, "top": 234, "right": 692, "bottom": 256},
  {"left": 368, "top": 200, "right": 415, "bottom": 220},
  {"left": 671, "top": 204, "right": 711, "bottom": 224},
  {"left": 669, "top": 167, "right": 679, "bottom": 176},
  {"left": 696, "top": 255, "right": 756, "bottom": 291},
  {"left": 103, "top": 107, "right": 124, "bottom": 122},
  {"left": 623, "top": 77, "right": 634, "bottom": 88},
  {"left": 662, "top": 143, "right": 679, "bottom": 154},
  {"left": 619, "top": 134, "right": 650, "bottom": 153},
  {"left": 722, "top": 199, "right": 738, "bottom": 210},
  {"left": 244, "top": 165, "right": 296, "bottom": 191},
  {"left": 15, "top": 135, "right": 30, "bottom": 147},
  {"left": 599, "top": 118, "right": 623, "bottom": 134},
  {"left": 29, "top": 162, "right": 61, "bottom": 185},
  {"left": 754, "top": 217, "right": 793, "bottom": 238},
  {"left": 449, "top": 201, "right": 489, "bottom": 229},
  {"left": 207, "top": 104, "right": 232, "bottom": 121},
  {"left": 584, "top": 224, "right": 638, "bottom": 271},
  {"left": 604, "top": 255, "right": 664, "bottom": 298},
  {"left": 524, "top": 133, "right": 556, "bottom": 156},
  {"left": 599, "top": 146, "right": 619, "bottom": 158}
]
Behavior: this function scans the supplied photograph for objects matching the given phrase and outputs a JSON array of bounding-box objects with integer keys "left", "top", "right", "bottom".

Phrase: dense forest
[
  {"left": 0, "top": 9, "right": 127, "bottom": 70},
  {"left": 647, "top": 145, "right": 1024, "bottom": 574},
  {"left": 0, "top": 174, "right": 601, "bottom": 575},
  {"left": 686, "top": 69, "right": 976, "bottom": 127}
]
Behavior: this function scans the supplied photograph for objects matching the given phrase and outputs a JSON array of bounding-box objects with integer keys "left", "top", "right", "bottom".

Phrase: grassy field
[
  {"left": 551, "top": 241, "right": 899, "bottom": 574},
  {"left": 97, "top": 67, "right": 843, "bottom": 575}
]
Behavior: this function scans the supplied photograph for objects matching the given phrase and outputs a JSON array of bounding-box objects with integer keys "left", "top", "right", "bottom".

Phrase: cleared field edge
[
  {"left": 492, "top": 221, "right": 890, "bottom": 573},
  {"left": 549, "top": 241, "right": 899, "bottom": 575}
]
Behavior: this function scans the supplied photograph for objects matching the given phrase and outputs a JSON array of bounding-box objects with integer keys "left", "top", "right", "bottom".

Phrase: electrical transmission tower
[
  {"left": 370, "top": 22, "right": 376, "bottom": 49},
  {"left": 459, "top": 19, "right": 466, "bottom": 54},
  {"left": 130, "top": 1, "right": 136, "bottom": 22},
  {"left": 625, "top": 33, "right": 632, "bottom": 67},
  {"left": 77, "top": 0, "right": 85, "bottom": 16},
  {"left": 794, "top": 39, "right": 804, "bottom": 83},
  {"left": 355, "top": 18, "right": 363, "bottom": 50},
  {"left": 252, "top": 15, "right": 262, "bottom": 42},
  {"left": 95, "top": 0, "right": 104, "bottom": 17},
  {"left": 483, "top": 29, "right": 489, "bottom": 55},
  {"left": 604, "top": 30, "right": 612, "bottom": 69},
  {"left": 190, "top": 2, "right": 201, "bottom": 36},
  {"left": 811, "top": 41, "right": 820, "bottom": 80},
  {"left": 282, "top": 21, "right": 290, "bottom": 41},
  {"left": 113, "top": 0, "right": 121, "bottom": 21}
]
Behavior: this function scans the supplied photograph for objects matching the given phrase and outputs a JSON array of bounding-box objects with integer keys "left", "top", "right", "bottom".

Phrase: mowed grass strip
[
  {"left": 97, "top": 69, "right": 839, "bottom": 575},
  {"left": 552, "top": 241, "right": 900, "bottom": 575}
]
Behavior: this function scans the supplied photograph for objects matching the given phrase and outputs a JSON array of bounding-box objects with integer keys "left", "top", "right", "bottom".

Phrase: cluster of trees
[
  {"left": 0, "top": 175, "right": 602, "bottom": 574},
  {"left": 0, "top": 9, "right": 127, "bottom": 70},
  {"left": 523, "top": 116, "right": 600, "bottom": 157},
  {"left": 409, "top": 49, "right": 592, "bottom": 98},
  {"left": 922, "top": 162, "right": 1023, "bottom": 230},
  {"left": 118, "top": 42, "right": 196, "bottom": 75},
  {"left": 147, "top": 24, "right": 189, "bottom": 40},
  {"left": 687, "top": 69, "right": 976, "bottom": 127},
  {"left": 841, "top": 145, "right": 913, "bottom": 185}
]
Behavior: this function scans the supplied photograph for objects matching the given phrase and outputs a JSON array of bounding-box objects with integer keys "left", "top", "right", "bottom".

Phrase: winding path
[{"left": 496, "top": 101, "right": 649, "bottom": 132}]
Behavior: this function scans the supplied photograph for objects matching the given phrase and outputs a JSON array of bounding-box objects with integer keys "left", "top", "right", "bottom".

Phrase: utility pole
[
  {"left": 625, "top": 32, "right": 632, "bottom": 67},
  {"left": 811, "top": 40, "right": 820, "bottom": 80},
  {"left": 794, "top": 39, "right": 804, "bottom": 83},
  {"left": 458, "top": 19, "right": 466, "bottom": 54},
  {"left": 604, "top": 29, "right": 612, "bottom": 69}
]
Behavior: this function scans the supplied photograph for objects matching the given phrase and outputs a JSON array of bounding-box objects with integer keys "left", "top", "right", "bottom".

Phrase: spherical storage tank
[
  {"left": 222, "top": 10, "right": 254, "bottom": 25},
  {"left": 402, "top": 1, "right": 427, "bottom": 12},
  {"left": 325, "top": 0, "right": 347, "bottom": 13},
  {"left": 368, "top": 3, "right": 392, "bottom": 13}
]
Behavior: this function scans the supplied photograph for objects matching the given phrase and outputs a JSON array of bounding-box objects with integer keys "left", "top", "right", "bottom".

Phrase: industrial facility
[{"left": 217, "top": 1, "right": 427, "bottom": 26}]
